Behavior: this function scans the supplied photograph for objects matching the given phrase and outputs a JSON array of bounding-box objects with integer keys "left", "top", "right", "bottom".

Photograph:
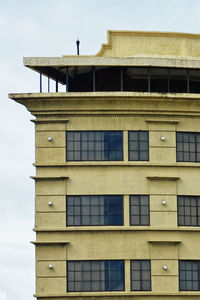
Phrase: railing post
[
  {"left": 92, "top": 67, "right": 96, "bottom": 92},
  {"left": 48, "top": 77, "right": 50, "bottom": 93},
  {"left": 187, "top": 70, "right": 190, "bottom": 93},
  {"left": 120, "top": 66, "right": 123, "bottom": 91},
  {"left": 148, "top": 68, "right": 151, "bottom": 92},
  {"left": 40, "top": 73, "right": 42, "bottom": 93},
  {"left": 66, "top": 67, "right": 69, "bottom": 92}
]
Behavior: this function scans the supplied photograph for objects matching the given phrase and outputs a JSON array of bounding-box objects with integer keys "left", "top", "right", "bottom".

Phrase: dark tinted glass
[
  {"left": 150, "top": 68, "right": 169, "bottom": 93},
  {"left": 66, "top": 66, "right": 200, "bottom": 94},
  {"left": 190, "top": 70, "right": 200, "bottom": 93},
  {"left": 66, "top": 131, "right": 123, "bottom": 161},
  {"left": 124, "top": 67, "right": 148, "bottom": 92},
  {"left": 67, "top": 195, "right": 123, "bottom": 226},
  {"left": 169, "top": 69, "right": 187, "bottom": 93},
  {"left": 67, "top": 260, "right": 124, "bottom": 292}
]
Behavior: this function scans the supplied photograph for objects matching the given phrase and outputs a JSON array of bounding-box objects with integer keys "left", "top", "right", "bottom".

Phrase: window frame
[
  {"left": 128, "top": 131, "right": 149, "bottom": 161},
  {"left": 66, "top": 195, "right": 124, "bottom": 227},
  {"left": 131, "top": 260, "right": 151, "bottom": 291},
  {"left": 176, "top": 131, "right": 200, "bottom": 163},
  {"left": 67, "top": 260, "right": 125, "bottom": 292},
  {"left": 177, "top": 195, "right": 200, "bottom": 227},
  {"left": 129, "top": 195, "right": 150, "bottom": 226},
  {"left": 179, "top": 260, "right": 200, "bottom": 291},
  {"left": 66, "top": 130, "right": 123, "bottom": 162}
]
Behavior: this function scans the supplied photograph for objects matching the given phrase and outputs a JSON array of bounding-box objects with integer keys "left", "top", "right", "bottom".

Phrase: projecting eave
[
  {"left": 24, "top": 55, "right": 200, "bottom": 70},
  {"left": 24, "top": 55, "right": 200, "bottom": 84}
]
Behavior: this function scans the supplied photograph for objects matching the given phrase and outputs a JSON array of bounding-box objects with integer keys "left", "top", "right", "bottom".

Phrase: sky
[{"left": 1, "top": 0, "right": 200, "bottom": 299}]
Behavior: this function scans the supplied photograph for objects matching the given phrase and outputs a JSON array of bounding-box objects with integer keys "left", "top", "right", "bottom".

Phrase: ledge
[
  {"left": 31, "top": 241, "right": 70, "bottom": 245},
  {"left": 30, "top": 176, "right": 68, "bottom": 181},
  {"left": 8, "top": 91, "right": 200, "bottom": 102},
  {"left": 145, "top": 119, "right": 179, "bottom": 124},
  {"left": 33, "top": 226, "right": 200, "bottom": 232},
  {"left": 31, "top": 119, "right": 69, "bottom": 123},
  {"left": 148, "top": 240, "right": 181, "bottom": 244},
  {"left": 33, "top": 162, "right": 200, "bottom": 167},
  {"left": 34, "top": 291, "right": 200, "bottom": 298},
  {"left": 147, "top": 176, "right": 180, "bottom": 181}
]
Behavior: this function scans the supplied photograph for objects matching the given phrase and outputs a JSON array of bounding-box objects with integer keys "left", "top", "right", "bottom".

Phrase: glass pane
[
  {"left": 150, "top": 68, "right": 168, "bottom": 93},
  {"left": 132, "top": 280, "right": 141, "bottom": 291},
  {"left": 124, "top": 67, "right": 148, "bottom": 92},
  {"left": 169, "top": 69, "right": 187, "bottom": 93}
]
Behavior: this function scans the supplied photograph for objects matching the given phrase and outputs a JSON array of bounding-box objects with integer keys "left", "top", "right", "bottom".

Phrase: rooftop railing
[{"left": 39, "top": 66, "right": 200, "bottom": 94}]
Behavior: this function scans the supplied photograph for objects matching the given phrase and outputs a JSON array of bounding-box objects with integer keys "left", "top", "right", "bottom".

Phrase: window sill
[
  {"left": 33, "top": 162, "right": 200, "bottom": 167},
  {"left": 34, "top": 291, "right": 200, "bottom": 297},
  {"left": 33, "top": 226, "right": 200, "bottom": 232}
]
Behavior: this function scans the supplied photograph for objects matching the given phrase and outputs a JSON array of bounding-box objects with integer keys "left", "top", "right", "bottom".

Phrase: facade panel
[{"left": 9, "top": 30, "right": 200, "bottom": 299}]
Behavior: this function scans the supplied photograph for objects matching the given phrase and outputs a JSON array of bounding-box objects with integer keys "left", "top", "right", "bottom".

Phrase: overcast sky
[{"left": 1, "top": 0, "right": 200, "bottom": 299}]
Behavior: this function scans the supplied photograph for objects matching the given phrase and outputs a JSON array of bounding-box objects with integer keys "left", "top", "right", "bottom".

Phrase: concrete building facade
[{"left": 9, "top": 31, "right": 200, "bottom": 300}]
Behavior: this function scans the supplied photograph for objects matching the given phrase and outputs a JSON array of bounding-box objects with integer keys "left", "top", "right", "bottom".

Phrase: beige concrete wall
[
  {"left": 33, "top": 114, "right": 200, "bottom": 298},
  {"left": 10, "top": 82, "right": 200, "bottom": 299}
]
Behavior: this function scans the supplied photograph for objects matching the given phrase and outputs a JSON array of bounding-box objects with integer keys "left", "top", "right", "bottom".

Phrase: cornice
[{"left": 32, "top": 113, "right": 200, "bottom": 119}]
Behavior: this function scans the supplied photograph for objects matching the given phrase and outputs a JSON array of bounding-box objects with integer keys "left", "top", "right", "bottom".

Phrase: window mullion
[
  {"left": 140, "top": 261, "right": 142, "bottom": 291},
  {"left": 198, "top": 262, "right": 200, "bottom": 290},
  {"left": 81, "top": 261, "right": 83, "bottom": 291},
  {"left": 80, "top": 196, "right": 82, "bottom": 226},
  {"left": 139, "top": 196, "right": 141, "bottom": 225}
]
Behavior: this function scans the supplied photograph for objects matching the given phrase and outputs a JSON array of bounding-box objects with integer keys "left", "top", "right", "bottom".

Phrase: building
[{"left": 9, "top": 31, "right": 200, "bottom": 300}]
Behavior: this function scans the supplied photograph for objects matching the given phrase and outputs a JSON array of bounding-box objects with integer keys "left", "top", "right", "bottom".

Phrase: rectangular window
[
  {"left": 130, "top": 195, "right": 150, "bottom": 226},
  {"left": 178, "top": 196, "right": 200, "bottom": 226},
  {"left": 179, "top": 261, "right": 200, "bottom": 291},
  {"left": 176, "top": 132, "right": 200, "bottom": 162},
  {"left": 66, "top": 131, "right": 123, "bottom": 161},
  {"left": 67, "top": 260, "right": 124, "bottom": 292},
  {"left": 131, "top": 260, "right": 151, "bottom": 291},
  {"left": 67, "top": 195, "right": 123, "bottom": 226},
  {"left": 128, "top": 131, "right": 149, "bottom": 161}
]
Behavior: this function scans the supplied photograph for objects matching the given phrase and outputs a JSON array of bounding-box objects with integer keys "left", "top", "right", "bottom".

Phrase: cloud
[{"left": 0, "top": 289, "right": 8, "bottom": 300}]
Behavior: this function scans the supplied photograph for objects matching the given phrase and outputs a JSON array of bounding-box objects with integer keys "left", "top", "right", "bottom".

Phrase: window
[
  {"left": 67, "top": 195, "right": 123, "bottom": 226},
  {"left": 131, "top": 260, "right": 151, "bottom": 291},
  {"left": 124, "top": 67, "right": 148, "bottom": 92},
  {"left": 128, "top": 131, "right": 149, "bottom": 161},
  {"left": 67, "top": 260, "right": 124, "bottom": 292},
  {"left": 66, "top": 131, "right": 123, "bottom": 161},
  {"left": 178, "top": 196, "right": 200, "bottom": 226},
  {"left": 179, "top": 260, "right": 200, "bottom": 291},
  {"left": 176, "top": 132, "right": 200, "bottom": 162},
  {"left": 130, "top": 195, "right": 150, "bottom": 226}
]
